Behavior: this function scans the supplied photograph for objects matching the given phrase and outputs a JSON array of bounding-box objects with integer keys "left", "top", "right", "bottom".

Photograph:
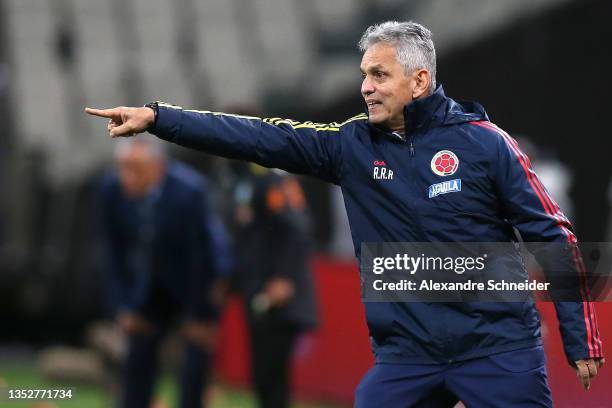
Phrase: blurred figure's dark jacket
[
  {"left": 232, "top": 168, "right": 318, "bottom": 329},
  {"left": 97, "top": 161, "right": 219, "bottom": 321}
]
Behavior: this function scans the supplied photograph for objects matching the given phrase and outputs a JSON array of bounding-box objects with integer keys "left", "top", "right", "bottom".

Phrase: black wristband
[{"left": 144, "top": 102, "right": 159, "bottom": 132}]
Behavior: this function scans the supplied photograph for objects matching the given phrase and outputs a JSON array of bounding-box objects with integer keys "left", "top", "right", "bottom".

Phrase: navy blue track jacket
[{"left": 149, "top": 86, "right": 603, "bottom": 364}]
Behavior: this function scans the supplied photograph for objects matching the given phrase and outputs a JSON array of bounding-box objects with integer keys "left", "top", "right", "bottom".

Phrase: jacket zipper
[{"left": 409, "top": 135, "right": 415, "bottom": 157}]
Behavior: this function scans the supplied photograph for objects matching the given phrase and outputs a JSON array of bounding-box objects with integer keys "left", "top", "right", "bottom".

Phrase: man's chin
[
  {"left": 368, "top": 114, "right": 391, "bottom": 129},
  {"left": 367, "top": 113, "right": 385, "bottom": 124}
]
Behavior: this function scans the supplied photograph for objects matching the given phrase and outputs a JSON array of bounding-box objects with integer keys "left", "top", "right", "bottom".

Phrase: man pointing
[{"left": 87, "top": 21, "right": 603, "bottom": 407}]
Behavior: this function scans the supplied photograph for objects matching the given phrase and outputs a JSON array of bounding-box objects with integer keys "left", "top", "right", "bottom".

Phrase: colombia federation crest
[{"left": 431, "top": 150, "right": 459, "bottom": 176}]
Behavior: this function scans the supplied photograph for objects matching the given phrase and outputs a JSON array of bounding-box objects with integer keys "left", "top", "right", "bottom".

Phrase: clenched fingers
[
  {"left": 576, "top": 361, "right": 590, "bottom": 390},
  {"left": 109, "top": 122, "right": 135, "bottom": 138},
  {"left": 587, "top": 360, "right": 598, "bottom": 377},
  {"left": 575, "top": 359, "right": 600, "bottom": 390},
  {"left": 107, "top": 119, "right": 119, "bottom": 131}
]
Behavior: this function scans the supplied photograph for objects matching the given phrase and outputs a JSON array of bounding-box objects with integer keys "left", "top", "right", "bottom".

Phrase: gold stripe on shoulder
[
  {"left": 262, "top": 118, "right": 340, "bottom": 132},
  {"left": 263, "top": 117, "right": 282, "bottom": 124},
  {"left": 179, "top": 109, "right": 365, "bottom": 133},
  {"left": 293, "top": 124, "right": 340, "bottom": 132},
  {"left": 261, "top": 114, "right": 368, "bottom": 132},
  {"left": 335, "top": 113, "right": 368, "bottom": 127}
]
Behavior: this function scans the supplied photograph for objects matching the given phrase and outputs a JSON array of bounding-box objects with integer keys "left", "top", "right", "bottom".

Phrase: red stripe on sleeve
[{"left": 470, "top": 120, "right": 602, "bottom": 358}]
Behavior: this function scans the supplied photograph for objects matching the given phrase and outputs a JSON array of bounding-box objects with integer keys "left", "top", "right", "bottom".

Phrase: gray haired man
[{"left": 87, "top": 21, "right": 603, "bottom": 407}]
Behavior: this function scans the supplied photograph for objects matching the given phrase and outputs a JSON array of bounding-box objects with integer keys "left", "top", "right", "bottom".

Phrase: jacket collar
[
  {"left": 366, "top": 84, "right": 489, "bottom": 139},
  {"left": 403, "top": 84, "right": 448, "bottom": 136},
  {"left": 365, "top": 85, "right": 448, "bottom": 140}
]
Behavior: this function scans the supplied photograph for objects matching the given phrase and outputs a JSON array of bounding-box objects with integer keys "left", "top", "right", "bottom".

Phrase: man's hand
[
  {"left": 182, "top": 321, "right": 217, "bottom": 351},
  {"left": 264, "top": 277, "right": 295, "bottom": 307},
  {"left": 117, "top": 312, "right": 154, "bottom": 335},
  {"left": 85, "top": 106, "right": 155, "bottom": 138},
  {"left": 574, "top": 358, "right": 605, "bottom": 390}
]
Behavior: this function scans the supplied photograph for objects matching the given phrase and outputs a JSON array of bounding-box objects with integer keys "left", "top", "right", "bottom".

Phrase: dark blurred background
[{"left": 0, "top": 0, "right": 611, "bottom": 406}]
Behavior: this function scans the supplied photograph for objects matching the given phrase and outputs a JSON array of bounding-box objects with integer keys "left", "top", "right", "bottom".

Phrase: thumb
[{"left": 110, "top": 122, "right": 135, "bottom": 138}]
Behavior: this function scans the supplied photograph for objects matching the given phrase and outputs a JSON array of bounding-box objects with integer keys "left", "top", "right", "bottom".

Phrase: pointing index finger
[{"left": 85, "top": 107, "right": 118, "bottom": 118}]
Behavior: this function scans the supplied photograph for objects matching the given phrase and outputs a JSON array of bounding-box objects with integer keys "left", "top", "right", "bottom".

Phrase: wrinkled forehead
[{"left": 360, "top": 42, "right": 400, "bottom": 71}]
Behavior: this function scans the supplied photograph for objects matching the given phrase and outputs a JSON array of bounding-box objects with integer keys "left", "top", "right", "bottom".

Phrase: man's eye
[
  {"left": 361, "top": 73, "right": 367, "bottom": 79},
  {"left": 375, "top": 71, "right": 385, "bottom": 78}
]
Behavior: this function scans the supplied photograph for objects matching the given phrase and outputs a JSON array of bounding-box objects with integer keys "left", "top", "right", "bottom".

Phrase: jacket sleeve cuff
[
  {"left": 149, "top": 103, "right": 184, "bottom": 143},
  {"left": 564, "top": 349, "right": 605, "bottom": 365}
]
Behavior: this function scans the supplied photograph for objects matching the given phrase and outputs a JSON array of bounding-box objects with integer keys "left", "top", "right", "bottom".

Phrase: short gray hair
[
  {"left": 358, "top": 21, "right": 437, "bottom": 93},
  {"left": 114, "top": 135, "right": 166, "bottom": 161}
]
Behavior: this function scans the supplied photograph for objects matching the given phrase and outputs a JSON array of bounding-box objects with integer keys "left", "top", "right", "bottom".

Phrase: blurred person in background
[
  {"left": 87, "top": 20, "right": 604, "bottom": 408},
  {"left": 97, "top": 136, "right": 223, "bottom": 408},
  {"left": 230, "top": 163, "right": 318, "bottom": 408}
]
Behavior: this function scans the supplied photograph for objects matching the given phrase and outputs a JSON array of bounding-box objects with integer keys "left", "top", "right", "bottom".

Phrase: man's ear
[{"left": 412, "top": 69, "right": 431, "bottom": 99}]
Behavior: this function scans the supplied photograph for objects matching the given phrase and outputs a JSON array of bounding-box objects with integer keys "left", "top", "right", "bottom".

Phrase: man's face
[
  {"left": 360, "top": 43, "right": 415, "bottom": 131},
  {"left": 116, "top": 144, "right": 164, "bottom": 198}
]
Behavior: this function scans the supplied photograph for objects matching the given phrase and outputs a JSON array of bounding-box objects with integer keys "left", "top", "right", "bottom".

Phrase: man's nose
[{"left": 361, "top": 77, "right": 375, "bottom": 96}]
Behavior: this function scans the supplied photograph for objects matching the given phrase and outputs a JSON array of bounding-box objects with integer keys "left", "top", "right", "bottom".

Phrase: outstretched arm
[{"left": 85, "top": 104, "right": 364, "bottom": 184}]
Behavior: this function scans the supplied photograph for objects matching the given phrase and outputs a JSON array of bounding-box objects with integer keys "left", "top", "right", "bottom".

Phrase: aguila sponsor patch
[{"left": 428, "top": 179, "right": 461, "bottom": 198}]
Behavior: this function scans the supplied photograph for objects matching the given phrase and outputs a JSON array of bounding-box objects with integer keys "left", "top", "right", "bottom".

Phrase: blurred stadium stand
[{"left": 1, "top": 0, "right": 611, "bottom": 405}]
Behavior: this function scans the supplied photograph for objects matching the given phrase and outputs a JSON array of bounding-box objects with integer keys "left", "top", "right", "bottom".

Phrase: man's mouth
[{"left": 367, "top": 101, "right": 382, "bottom": 110}]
